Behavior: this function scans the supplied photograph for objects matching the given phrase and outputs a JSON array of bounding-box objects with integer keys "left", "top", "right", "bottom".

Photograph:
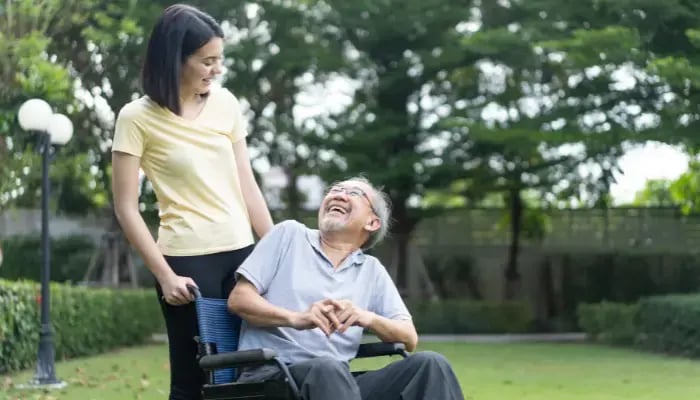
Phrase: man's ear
[{"left": 364, "top": 216, "right": 381, "bottom": 233}]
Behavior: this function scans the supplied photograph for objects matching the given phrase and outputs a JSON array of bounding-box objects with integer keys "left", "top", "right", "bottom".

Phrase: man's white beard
[{"left": 319, "top": 216, "right": 346, "bottom": 232}]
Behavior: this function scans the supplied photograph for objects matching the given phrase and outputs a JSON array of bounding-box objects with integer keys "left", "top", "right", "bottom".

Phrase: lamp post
[{"left": 17, "top": 98, "right": 73, "bottom": 389}]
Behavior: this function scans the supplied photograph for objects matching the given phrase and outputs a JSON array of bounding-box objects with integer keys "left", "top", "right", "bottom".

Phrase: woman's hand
[{"left": 160, "top": 274, "right": 198, "bottom": 306}]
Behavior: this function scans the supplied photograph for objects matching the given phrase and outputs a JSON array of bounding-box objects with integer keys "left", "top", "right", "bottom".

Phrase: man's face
[{"left": 318, "top": 180, "right": 378, "bottom": 236}]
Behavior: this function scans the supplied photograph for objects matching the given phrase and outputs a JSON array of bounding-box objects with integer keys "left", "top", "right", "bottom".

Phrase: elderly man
[{"left": 228, "top": 177, "right": 464, "bottom": 400}]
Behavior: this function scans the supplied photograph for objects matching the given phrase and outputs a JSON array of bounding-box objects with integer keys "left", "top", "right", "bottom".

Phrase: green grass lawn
[{"left": 3, "top": 341, "right": 700, "bottom": 400}]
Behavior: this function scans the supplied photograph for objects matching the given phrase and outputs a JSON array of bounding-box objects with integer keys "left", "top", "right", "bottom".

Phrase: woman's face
[{"left": 181, "top": 37, "right": 224, "bottom": 97}]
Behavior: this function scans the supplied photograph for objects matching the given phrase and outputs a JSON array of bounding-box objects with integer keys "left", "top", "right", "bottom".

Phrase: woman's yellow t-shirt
[{"left": 111, "top": 84, "right": 254, "bottom": 256}]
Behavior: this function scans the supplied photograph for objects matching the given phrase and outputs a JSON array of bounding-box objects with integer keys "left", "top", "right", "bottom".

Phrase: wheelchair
[{"left": 189, "top": 286, "right": 409, "bottom": 400}]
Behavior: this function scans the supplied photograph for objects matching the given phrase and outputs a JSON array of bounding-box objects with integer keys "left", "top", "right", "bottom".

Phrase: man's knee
[
  {"left": 305, "top": 356, "right": 351, "bottom": 376},
  {"left": 407, "top": 351, "right": 452, "bottom": 369}
]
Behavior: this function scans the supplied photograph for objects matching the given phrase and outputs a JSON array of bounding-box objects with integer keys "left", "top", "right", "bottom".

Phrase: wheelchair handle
[{"left": 187, "top": 284, "right": 202, "bottom": 300}]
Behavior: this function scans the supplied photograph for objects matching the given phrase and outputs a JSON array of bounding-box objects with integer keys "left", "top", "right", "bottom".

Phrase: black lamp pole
[{"left": 31, "top": 131, "right": 61, "bottom": 386}]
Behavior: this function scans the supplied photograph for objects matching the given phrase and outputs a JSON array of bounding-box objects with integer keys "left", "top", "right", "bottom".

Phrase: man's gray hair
[{"left": 337, "top": 176, "right": 391, "bottom": 250}]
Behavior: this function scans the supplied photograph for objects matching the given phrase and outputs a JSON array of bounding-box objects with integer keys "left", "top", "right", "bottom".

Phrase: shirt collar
[{"left": 306, "top": 228, "right": 366, "bottom": 267}]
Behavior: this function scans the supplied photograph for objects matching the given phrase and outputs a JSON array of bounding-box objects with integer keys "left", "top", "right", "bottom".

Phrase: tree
[
  {"left": 633, "top": 159, "right": 700, "bottom": 214},
  {"left": 315, "top": 0, "right": 475, "bottom": 293},
  {"left": 0, "top": 0, "right": 74, "bottom": 211},
  {"left": 633, "top": 179, "right": 676, "bottom": 207},
  {"left": 439, "top": 2, "right": 596, "bottom": 299},
  {"left": 217, "top": 1, "right": 345, "bottom": 218},
  {"left": 22, "top": 0, "right": 172, "bottom": 285},
  {"left": 427, "top": 0, "right": 699, "bottom": 299}
]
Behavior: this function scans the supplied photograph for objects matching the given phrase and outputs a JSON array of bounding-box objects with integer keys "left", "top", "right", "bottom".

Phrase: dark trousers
[
  {"left": 238, "top": 351, "right": 465, "bottom": 400},
  {"left": 156, "top": 245, "right": 254, "bottom": 400}
]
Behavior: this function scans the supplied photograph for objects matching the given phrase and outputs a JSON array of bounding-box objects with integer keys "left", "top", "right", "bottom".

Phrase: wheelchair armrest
[
  {"left": 199, "top": 348, "right": 278, "bottom": 371},
  {"left": 356, "top": 342, "right": 408, "bottom": 358}
]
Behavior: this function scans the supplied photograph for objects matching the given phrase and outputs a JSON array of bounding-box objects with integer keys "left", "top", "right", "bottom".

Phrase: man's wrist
[
  {"left": 363, "top": 311, "right": 378, "bottom": 329},
  {"left": 284, "top": 310, "right": 299, "bottom": 328}
]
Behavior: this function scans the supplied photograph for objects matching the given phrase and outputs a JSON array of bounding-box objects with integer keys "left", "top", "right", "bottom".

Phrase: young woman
[{"left": 111, "top": 4, "right": 273, "bottom": 399}]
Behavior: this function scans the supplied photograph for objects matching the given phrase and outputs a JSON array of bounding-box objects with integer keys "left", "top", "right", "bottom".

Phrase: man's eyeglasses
[{"left": 327, "top": 185, "right": 376, "bottom": 214}]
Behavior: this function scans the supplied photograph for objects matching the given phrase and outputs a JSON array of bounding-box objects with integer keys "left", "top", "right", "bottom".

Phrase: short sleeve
[
  {"left": 229, "top": 93, "right": 249, "bottom": 143},
  {"left": 370, "top": 263, "right": 412, "bottom": 321},
  {"left": 112, "top": 104, "right": 146, "bottom": 157},
  {"left": 236, "top": 220, "right": 297, "bottom": 294}
]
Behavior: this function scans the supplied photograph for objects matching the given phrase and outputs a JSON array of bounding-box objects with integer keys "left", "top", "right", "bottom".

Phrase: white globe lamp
[
  {"left": 18, "top": 99, "right": 53, "bottom": 132},
  {"left": 47, "top": 113, "right": 74, "bottom": 145}
]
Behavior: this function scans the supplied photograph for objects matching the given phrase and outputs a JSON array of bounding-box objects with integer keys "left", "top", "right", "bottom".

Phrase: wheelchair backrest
[{"left": 192, "top": 288, "right": 241, "bottom": 384}]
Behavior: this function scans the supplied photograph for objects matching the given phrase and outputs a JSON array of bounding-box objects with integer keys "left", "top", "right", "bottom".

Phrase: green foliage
[
  {"left": 633, "top": 179, "right": 676, "bottom": 207},
  {"left": 636, "top": 294, "right": 700, "bottom": 357},
  {"left": 0, "top": 279, "right": 162, "bottom": 374},
  {"left": 539, "top": 26, "right": 643, "bottom": 66},
  {"left": 0, "top": 235, "right": 96, "bottom": 283},
  {"left": 578, "top": 301, "right": 639, "bottom": 345},
  {"left": 577, "top": 294, "right": 700, "bottom": 358},
  {"left": 1, "top": 0, "right": 167, "bottom": 214},
  {"left": 53, "top": 153, "right": 111, "bottom": 214},
  {"left": 407, "top": 300, "right": 534, "bottom": 334},
  {"left": 649, "top": 56, "right": 700, "bottom": 89},
  {"left": 218, "top": 0, "right": 345, "bottom": 215},
  {"left": 497, "top": 205, "right": 551, "bottom": 241},
  {"left": 669, "top": 160, "right": 700, "bottom": 215},
  {"left": 561, "top": 252, "right": 700, "bottom": 305},
  {"left": 461, "top": 28, "right": 535, "bottom": 66},
  {"left": 632, "top": 159, "right": 700, "bottom": 215},
  {"left": 0, "top": 31, "right": 72, "bottom": 103},
  {"left": 0, "top": 3, "right": 82, "bottom": 212},
  {"left": 312, "top": 0, "right": 476, "bottom": 288},
  {"left": 687, "top": 28, "right": 700, "bottom": 48}
]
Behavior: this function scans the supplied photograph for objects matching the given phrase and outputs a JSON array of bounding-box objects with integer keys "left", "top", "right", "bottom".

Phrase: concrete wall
[{"left": 0, "top": 208, "right": 107, "bottom": 242}]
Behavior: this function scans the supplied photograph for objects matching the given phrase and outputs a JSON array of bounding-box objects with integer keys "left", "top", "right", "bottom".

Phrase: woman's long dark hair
[{"left": 141, "top": 4, "right": 223, "bottom": 116}]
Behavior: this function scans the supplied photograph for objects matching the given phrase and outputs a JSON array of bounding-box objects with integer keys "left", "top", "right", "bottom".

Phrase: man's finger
[
  {"left": 327, "top": 299, "right": 346, "bottom": 310},
  {"left": 321, "top": 298, "right": 336, "bottom": 306},
  {"left": 339, "top": 314, "right": 360, "bottom": 333},
  {"left": 311, "top": 308, "right": 330, "bottom": 328},
  {"left": 336, "top": 308, "right": 353, "bottom": 324},
  {"left": 325, "top": 307, "right": 341, "bottom": 329},
  {"left": 312, "top": 315, "right": 331, "bottom": 336},
  {"left": 312, "top": 303, "right": 332, "bottom": 314},
  {"left": 346, "top": 314, "right": 360, "bottom": 329}
]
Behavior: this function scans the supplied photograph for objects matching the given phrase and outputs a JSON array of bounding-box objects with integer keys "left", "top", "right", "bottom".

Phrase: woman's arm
[
  {"left": 232, "top": 138, "right": 274, "bottom": 238},
  {"left": 111, "top": 151, "right": 196, "bottom": 305}
]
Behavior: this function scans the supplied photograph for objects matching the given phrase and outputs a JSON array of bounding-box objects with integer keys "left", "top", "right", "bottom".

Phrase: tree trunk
[
  {"left": 390, "top": 201, "right": 417, "bottom": 296},
  {"left": 504, "top": 187, "right": 523, "bottom": 300},
  {"left": 85, "top": 209, "right": 137, "bottom": 287},
  {"left": 536, "top": 256, "right": 556, "bottom": 331},
  {"left": 286, "top": 170, "right": 300, "bottom": 220},
  {"left": 411, "top": 247, "right": 439, "bottom": 301},
  {"left": 394, "top": 231, "right": 411, "bottom": 295}
]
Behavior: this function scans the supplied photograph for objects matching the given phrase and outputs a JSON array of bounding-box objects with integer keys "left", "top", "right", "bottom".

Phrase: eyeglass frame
[{"left": 326, "top": 185, "right": 377, "bottom": 215}]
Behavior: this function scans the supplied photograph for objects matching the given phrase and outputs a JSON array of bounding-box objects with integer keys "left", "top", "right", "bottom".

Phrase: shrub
[
  {"left": 577, "top": 301, "right": 639, "bottom": 345},
  {"left": 0, "top": 279, "right": 163, "bottom": 374},
  {"left": 0, "top": 235, "right": 96, "bottom": 283},
  {"left": 636, "top": 294, "right": 700, "bottom": 358},
  {"left": 408, "top": 300, "right": 533, "bottom": 334}
]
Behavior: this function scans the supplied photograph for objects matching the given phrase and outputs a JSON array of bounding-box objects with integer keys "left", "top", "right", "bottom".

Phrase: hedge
[
  {"left": 408, "top": 300, "right": 534, "bottom": 333},
  {"left": 577, "top": 301, "right": 639, "bottom": 345},
  {"left": 0, "top": 235, "right": 96, "bottom": 283},
  {"left": 0, "top": 279, "right": 164, "bottom": 374},
  {"left": 578, "top": 294, "right": 700, "bottom": 358},
  {"left": 636, "top": 294, "right": 700, "bottom": 358}
]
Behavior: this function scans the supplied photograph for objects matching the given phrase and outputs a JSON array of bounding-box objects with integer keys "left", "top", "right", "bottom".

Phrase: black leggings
[{"left": 156, "top": 245, "right": 254, "bottom": 400}]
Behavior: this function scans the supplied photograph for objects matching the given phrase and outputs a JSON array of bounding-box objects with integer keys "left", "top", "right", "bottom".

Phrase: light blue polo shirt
[{"left": 235, "top": 220, "right": 411, "bottom": 365}]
